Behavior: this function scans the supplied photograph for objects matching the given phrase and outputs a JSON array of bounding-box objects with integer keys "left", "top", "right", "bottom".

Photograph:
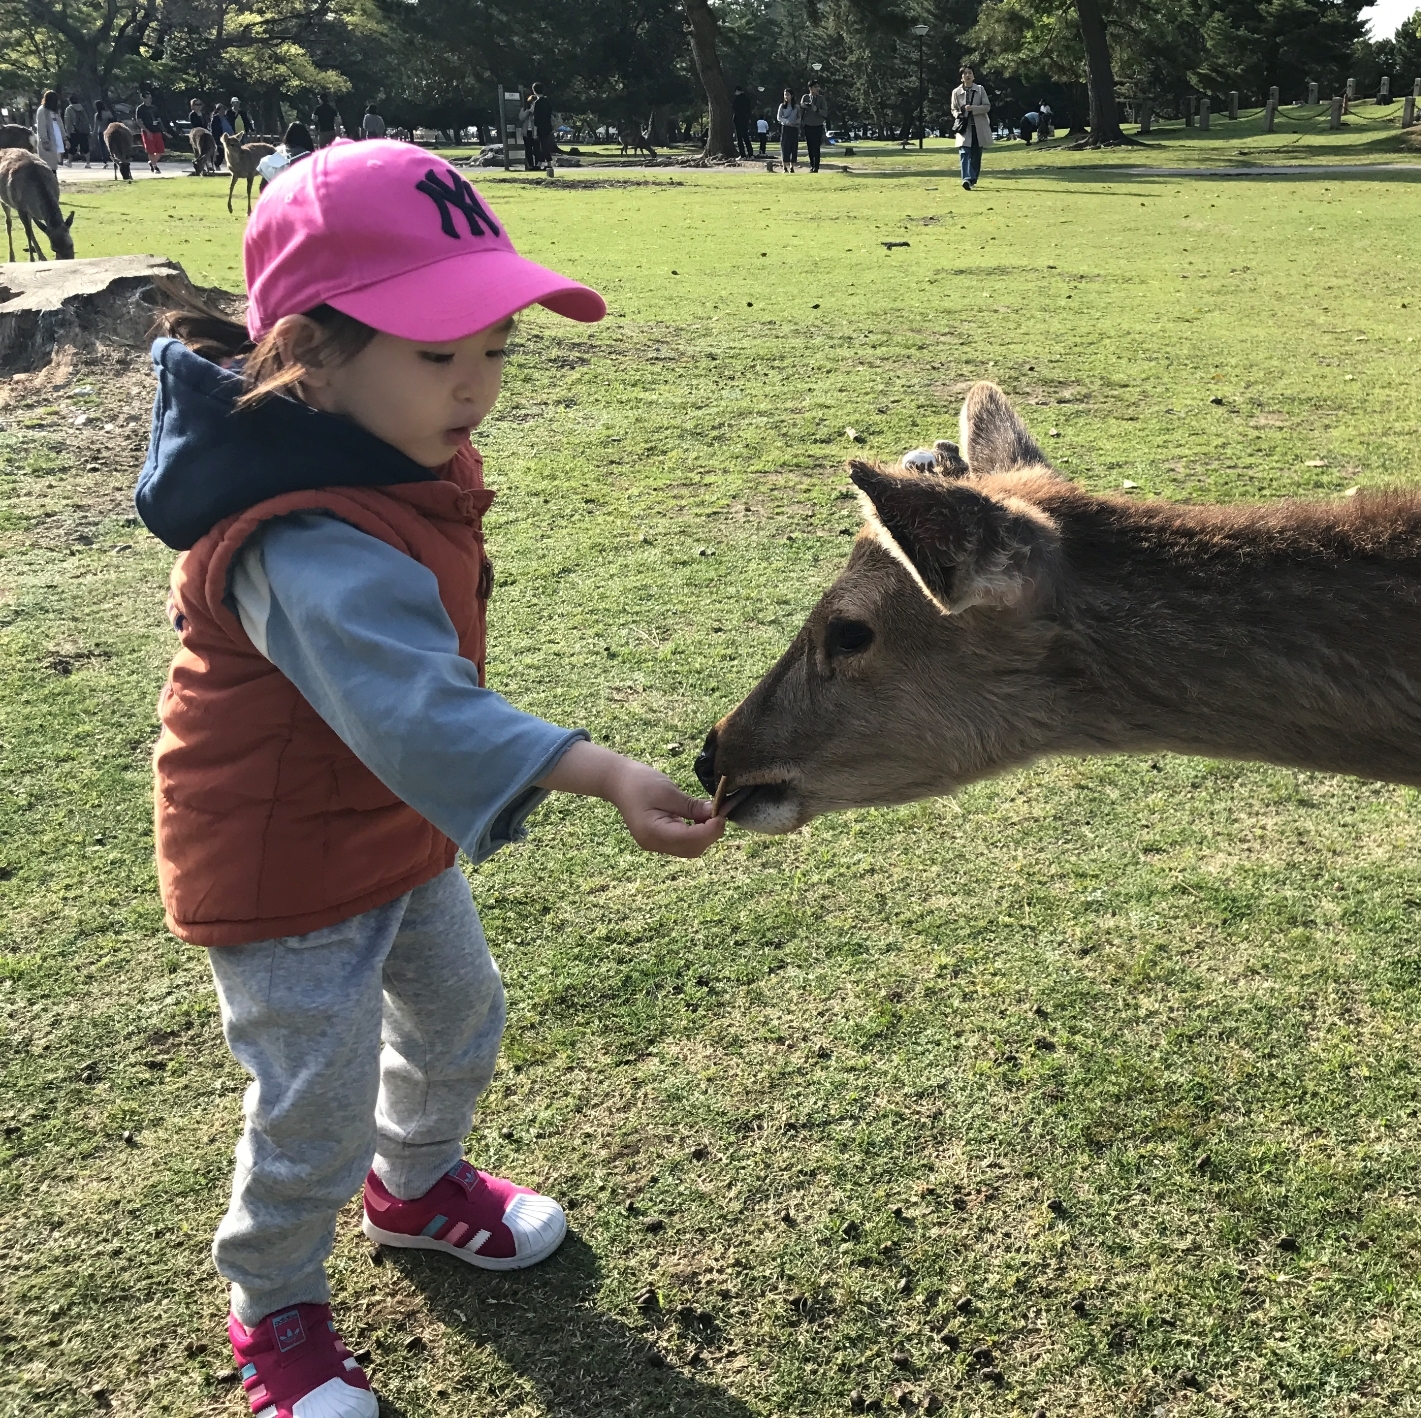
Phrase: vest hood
[{"left": 136, "top": 337, "right": 439, "bottom": 550}]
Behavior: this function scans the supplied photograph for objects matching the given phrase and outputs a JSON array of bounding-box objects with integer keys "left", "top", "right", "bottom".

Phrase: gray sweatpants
[{"left": 207, "top": 866, "right": 505, "bottom": 1325}]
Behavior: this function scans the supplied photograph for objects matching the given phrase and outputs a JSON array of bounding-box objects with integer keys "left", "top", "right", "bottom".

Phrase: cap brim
[{"left": 325, "top": 249, "right": 605, "bottom": 341}]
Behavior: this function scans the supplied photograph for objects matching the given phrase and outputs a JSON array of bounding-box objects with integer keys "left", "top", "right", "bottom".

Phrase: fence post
[
  {"left": 1263, "top": 99, "right": 1276, "bottom": 133},
  {"left": 1329, "top": 95, "right": 1343, "bottom": 129},
  {"left": 1415, "top": 78, "right": 1421, "bottom": 98},
  {"left": 1139, "top": 99, "right": 1152, "bottom": 135},
  {"left": 1184, "top": 95, "right": 1194, "bottom": 127},
  {"left": 1307, "top": 81, "right": 1318, "bottom": 105},
  {"left": 1228, "top": 91, "right": 1239, "bottom": 120},
  {"left": 1200, "top": 98, "right": 1210, "bottom": 130},
  {"left": 1269, "top": 85, "right": 1279, "bottom": 105},
  {"left": 1405, "top": 95, "right": 1416, "bottom": 128},
  {"left": 1345, "top": 77, "right": 1356, "bottom": 99},
  {"left": 1379, "top": 76, "right": 1390, "bottom": 105}
]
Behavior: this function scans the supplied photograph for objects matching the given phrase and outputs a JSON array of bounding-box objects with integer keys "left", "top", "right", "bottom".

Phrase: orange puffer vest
[{"left": 154, "top": 444, "right": 493, "bottom": 946}]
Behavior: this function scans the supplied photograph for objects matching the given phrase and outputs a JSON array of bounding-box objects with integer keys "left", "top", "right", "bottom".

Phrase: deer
[
  {"left": 221, "top": 133, "right": 277, "bottom": 214},
  {"left": 104, "top": 121, "right": 133, "bottom": 180},
  {"left": 189, "top": 126, "right": 216, "bottom": 176},
  {"left": 0, "top": 148, "right": 75, "bottom": 260},
  {"left": 618, "top": 115, "right": 658, "bottom": 159},
  {"left": 696, "top": 382, "right": 1421, "bottom": 834},
  {"left": 0, "top": 124, "right": 34, "bottom": 151}
]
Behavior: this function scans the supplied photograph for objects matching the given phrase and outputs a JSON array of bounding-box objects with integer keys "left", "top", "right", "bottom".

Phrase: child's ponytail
[{"left": 151, "top": 273, "right": 376, "bottom": 411}]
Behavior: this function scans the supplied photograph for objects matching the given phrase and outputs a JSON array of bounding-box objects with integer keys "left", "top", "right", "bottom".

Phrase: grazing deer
[
  {"left": 0, "top": 124, "right": 34, "bottom": 151},
  {"left": 221, "top": 133, "right": 277, "bottom": 214},
  {"left": 697, "top": 382, "right": 1421, "bottom": 832},
  {"left": 0, "top": 149, "right": 75, "bottom": 260},
  {"left": 618, "top": 116, "right": 658, "bottom": 159},
  {"left": 104, "top": 121, "right": 133, "bottom": 180},
  {"left": 189, "top": 126, "right": 216, "bottom": 176}
]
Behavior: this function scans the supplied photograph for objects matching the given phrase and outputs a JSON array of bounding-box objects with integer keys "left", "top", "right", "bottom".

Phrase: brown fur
[
  {"left": 104, "top": 121, "right": 133, "bottom": 180},
  {"left": 697, "top": 382, "right": 1421, "bottom": 833},
  {"left": 220, "top": 134, "right": 277, "bottom": 214},
  {"left": 0, "top": 123, "right": 35, "bottom": 151},
  {"left": 189, "top": 126, "right": 216, "bottom": 176},
  {"left": 618, "top": 116, "right": 657, "bottom": 159},
  {"left": 0, "top": 149, "right": 74, "bottom": 260}
]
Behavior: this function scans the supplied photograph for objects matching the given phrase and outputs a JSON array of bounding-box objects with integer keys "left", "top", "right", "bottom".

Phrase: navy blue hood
[{"left": 136, "top": 338, "right": 438, "bottom": 550}]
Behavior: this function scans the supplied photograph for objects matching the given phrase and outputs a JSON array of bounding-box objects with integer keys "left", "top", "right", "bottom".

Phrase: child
[{"left": 136, "top": 140, "right": 725, "bottom": 1418}]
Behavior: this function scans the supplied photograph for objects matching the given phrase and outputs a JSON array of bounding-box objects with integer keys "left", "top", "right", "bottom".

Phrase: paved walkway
[{"left": 55, "top": 164, "right": 205, "bottom": 185}]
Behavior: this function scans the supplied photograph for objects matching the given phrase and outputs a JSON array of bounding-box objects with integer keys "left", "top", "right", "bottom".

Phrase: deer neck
[{"left": 1044, "top": 495, "right": 1421, "bottom": 788}]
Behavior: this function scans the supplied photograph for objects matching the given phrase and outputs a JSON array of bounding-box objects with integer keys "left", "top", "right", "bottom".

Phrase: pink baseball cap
[{"left": 243, "top": 140, "right": 605, "bottom": 341}]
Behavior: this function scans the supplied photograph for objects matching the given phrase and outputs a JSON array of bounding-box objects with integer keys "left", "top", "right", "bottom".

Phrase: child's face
[{"left": 305, "top": 316, "right": 513, "bottom": 468}]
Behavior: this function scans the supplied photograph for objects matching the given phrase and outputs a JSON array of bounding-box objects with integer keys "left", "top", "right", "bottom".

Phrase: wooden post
[
  {"left": 1404, "top": 95, "right": 1416, "bottom": 128},
  {"left": 1308, "top": 81, "right": 1318, "bottom": 105},
  {"left": 1345, "top": 77, "right": 1356, "bottom": 99},
  {"left": 1228, "top": 91, "right": 1239, "bottom": 120},
  {"left": 1269, "top": 85, "right": 1279, "bottom": 105},
  {"left": 1184, "top": 95, "right": 1194, "bottom": 127},
  {"left": 1263, "top": 100, "right": 1276, "bottom": 133},
  {"left": 1199, "top": 98, "right": 1210, "bottom": 130},
  {"left": 1329, "top": 95, "right": 1343, "bottom": 129},
  {"left": 1415, "top": 78, "right": 1421, "bottom": 98},
  {"left": 1139, "top": 98, "right": 1152, "bottom": 135},
  {"left": 1379, "top": 76, "right": 1390, "bottom": 104}
]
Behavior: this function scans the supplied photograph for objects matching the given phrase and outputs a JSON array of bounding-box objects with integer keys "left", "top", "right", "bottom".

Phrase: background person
[
  {"left": 361, "top": 101, "right": 386, "bottom": 139},
  {"left": 313, "top": 91, "right": 340, "bottom": 146},
  {"left": 1020, "top": 109, "right": 1038, "bottom": 143},
  {"left": 951, "top": 65, "right": 992, "bottom": 190},
  {"left": 90, "top": 97, "right": 112, "bottom": 164},
  {"left": 519, "top": 96, "right": 537, "bottom": 169},
  {"left": 756, "top": 113, "right": 769, "bottom": 155},
  {"left": 1039, "top": 101, "right": 1053, "bottom": 139},
  {"left": 799, "top": 79, "right": 828, "bottom": 172},
  {"left": 776, "top": 87, "right": 800, "bottom": 172},
  {"left": 63, "top": 94, "right": 90, "bottom": 166},
  {"left": 531, "top": 83, "right": 554, "bottom": 173},
  {"left": 34, "top": 90, "right": 65, "bottom": 171},
  {"left": 732, "top": 85, "right": 753, "bottom": 158},
  {"left": 137, "top": 91, "right": 166, "bottom": 173}
]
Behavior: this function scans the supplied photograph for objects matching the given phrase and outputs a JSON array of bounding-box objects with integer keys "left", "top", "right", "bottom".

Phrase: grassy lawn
[{"left": 3, "top": 133, "right": 1420, "bottom": 1418}]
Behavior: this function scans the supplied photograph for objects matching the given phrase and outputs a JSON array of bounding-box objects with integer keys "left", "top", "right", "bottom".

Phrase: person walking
[
  {"left": 137, "top": 91, "right": 166, "bottom": 173},
  {"left": 518, "top": 96, "right": 537, "bottom": 169},
  {"left": 64, "top": 94, "right": 91, "bottom": 167},
  {"left": 90, "top": 98, "right": 112, "bottom": 164},
  {"left": 1039, "top": 101, "right": 1053, "bottom": 140},
  {"left": 732, "top": 85, "right": 754, "bottom": 159},
  {"left": 229, "top": 95, "right": 256, "bottom": 137},
  {"left": 799, "top": 80, "right": 828, "bottom": 172},
  {"left": 951, "top": 66, "right": 992, "bottom": 190},
  {"left": 361, "top": 102, "right": 386, "bottom": 139},
  {"left": 756, "top": 113, "right": 769, "bottom": 155},
  {"left": 776, "top": 88, "right": 800, "bottom": 172},
  {"left": 531, "top": 83, "right": 554, "bottom": 174},
  {"left": 34, "top": 90, "right": 65, "bottom": 172},
  {"left": 313, "top": 92, "right": 340, "bottom": 147}
]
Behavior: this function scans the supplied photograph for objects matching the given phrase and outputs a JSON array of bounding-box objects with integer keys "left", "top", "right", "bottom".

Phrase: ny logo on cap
[{"left": 416, "top": 168, "right": 501, "bottom": 241}]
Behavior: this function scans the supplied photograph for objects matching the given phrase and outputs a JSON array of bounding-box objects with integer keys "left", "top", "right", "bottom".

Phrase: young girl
[{"left": 137, "top": 139, "right": 724, "bottom": 1418}]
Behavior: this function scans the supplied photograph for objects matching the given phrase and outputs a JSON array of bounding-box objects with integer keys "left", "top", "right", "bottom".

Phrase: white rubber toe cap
[{"left": 290, "top": 1376, "right": 379, "bottom": 1418}]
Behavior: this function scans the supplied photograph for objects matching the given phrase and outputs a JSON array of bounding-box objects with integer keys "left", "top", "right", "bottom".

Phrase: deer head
[{"left": 695, "top": 384, "right": 1070, "bottom": 833}]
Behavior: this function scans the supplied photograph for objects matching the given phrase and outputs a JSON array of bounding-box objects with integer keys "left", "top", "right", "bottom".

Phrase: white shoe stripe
[{"left": 465, "top": 1227, "right": 492, "bottom": 1252}]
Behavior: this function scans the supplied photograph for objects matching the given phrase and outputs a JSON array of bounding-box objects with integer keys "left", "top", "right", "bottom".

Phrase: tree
[
  {"left": 1073, "top": 0, "right": 1132, "bottom": 141},
  {"left": 682, "top": 0, "right": 736, "bottom": 156}
]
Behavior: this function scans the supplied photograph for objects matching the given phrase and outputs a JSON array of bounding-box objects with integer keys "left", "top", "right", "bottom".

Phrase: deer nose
[{"left": 694, "top": 729, "right": 719, "bottom": 795}]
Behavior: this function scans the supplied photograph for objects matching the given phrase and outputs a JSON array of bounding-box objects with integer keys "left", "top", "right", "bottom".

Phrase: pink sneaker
[
  {"left": 228, "top": 1303, "right": 376, "bottom": 1418},
  {"left": 362, "top": 1159, "right": 566, "bottom": 1269}
]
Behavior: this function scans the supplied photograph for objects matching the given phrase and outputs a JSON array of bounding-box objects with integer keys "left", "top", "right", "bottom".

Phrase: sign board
[{"left": 498, "top": 85, "right": 526, "bottom": 170}]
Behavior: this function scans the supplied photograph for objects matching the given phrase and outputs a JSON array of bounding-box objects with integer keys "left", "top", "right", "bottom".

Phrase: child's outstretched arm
[{"left": 538, "top": 741, "right": 724, "bottom": 858}]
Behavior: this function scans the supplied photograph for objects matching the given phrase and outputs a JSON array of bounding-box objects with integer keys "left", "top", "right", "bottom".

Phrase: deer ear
[
  {"left": 64, "top": 210, "right": 74, "bottom": 228},
  {"left": 849, "top": 461, "right": 1055, "bottom": 613},
  {"left": 958, "top": 381, "right": 1052, "bottom": 475}
]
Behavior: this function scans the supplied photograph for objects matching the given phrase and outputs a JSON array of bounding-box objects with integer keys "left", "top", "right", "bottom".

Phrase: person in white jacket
[
  {"left": 951, "top": 66, "right": 992, "bottom": 190},
  {"left": 34, "top": 90, "right": 66, "bottom": 172}
]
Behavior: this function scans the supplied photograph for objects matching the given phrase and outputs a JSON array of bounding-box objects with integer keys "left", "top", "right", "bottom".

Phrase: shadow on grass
[
  {"left": 385, "top": 1233, "right": 754, "bottom": 1418},
  {"left": 843, "top": 157, "right": 1421, "bottom": 185}
]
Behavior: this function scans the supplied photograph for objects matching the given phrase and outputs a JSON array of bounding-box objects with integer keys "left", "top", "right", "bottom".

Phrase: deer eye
[{"left": 826, "top": 618, "right": 874, "bottom": 655}]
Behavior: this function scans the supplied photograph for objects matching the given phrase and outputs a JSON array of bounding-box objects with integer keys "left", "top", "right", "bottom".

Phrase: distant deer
[
  {"left": 104, "top": 122, "right": 133, "bottom": 180},
  {"left": 0, "top": 124, "right": 34, "bottom": 151},
  {"left": 0, "top": 149, "right": 75, "bottom": 260},
  {"left": 189, "top": 126, "right": 216, "bottom": 176},
  {"left": 618, "top": 115, "right": 658, "bottom": 159},
  {"left": 221, "top": 133, "right": 277, "bottom": 214}
]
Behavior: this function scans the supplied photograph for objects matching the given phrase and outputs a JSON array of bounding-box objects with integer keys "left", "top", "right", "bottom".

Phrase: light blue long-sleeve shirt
[{"left": 229, "top": 512, "right": 586, "bottom": 866}]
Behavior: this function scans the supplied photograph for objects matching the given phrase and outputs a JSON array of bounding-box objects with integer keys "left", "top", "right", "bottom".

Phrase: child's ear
[{"left": 271, "top": 314, "right": 329, "bottom": 385}]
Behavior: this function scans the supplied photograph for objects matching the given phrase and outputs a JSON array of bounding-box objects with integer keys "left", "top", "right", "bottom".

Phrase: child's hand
[{"left": 538, "top": 741, "right": 726, "bottom": 858}]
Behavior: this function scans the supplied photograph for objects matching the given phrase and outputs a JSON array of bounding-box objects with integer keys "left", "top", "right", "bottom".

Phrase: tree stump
[{"left": 0, "top": 255, "right": 211, "bottom": 374}]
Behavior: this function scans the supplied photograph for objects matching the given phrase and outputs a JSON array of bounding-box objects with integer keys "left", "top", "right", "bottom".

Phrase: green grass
[{"left": 3, "top": 137, "right": 1420, "bottom": 1418}]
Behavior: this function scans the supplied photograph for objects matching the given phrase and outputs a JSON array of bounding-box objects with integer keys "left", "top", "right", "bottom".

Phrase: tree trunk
[
  {"left": 1072, "top": 0, "right": 1138, "bottom": 146},
  {"left": 682, "top": 0, "right": 737, "bottom": 160}
]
